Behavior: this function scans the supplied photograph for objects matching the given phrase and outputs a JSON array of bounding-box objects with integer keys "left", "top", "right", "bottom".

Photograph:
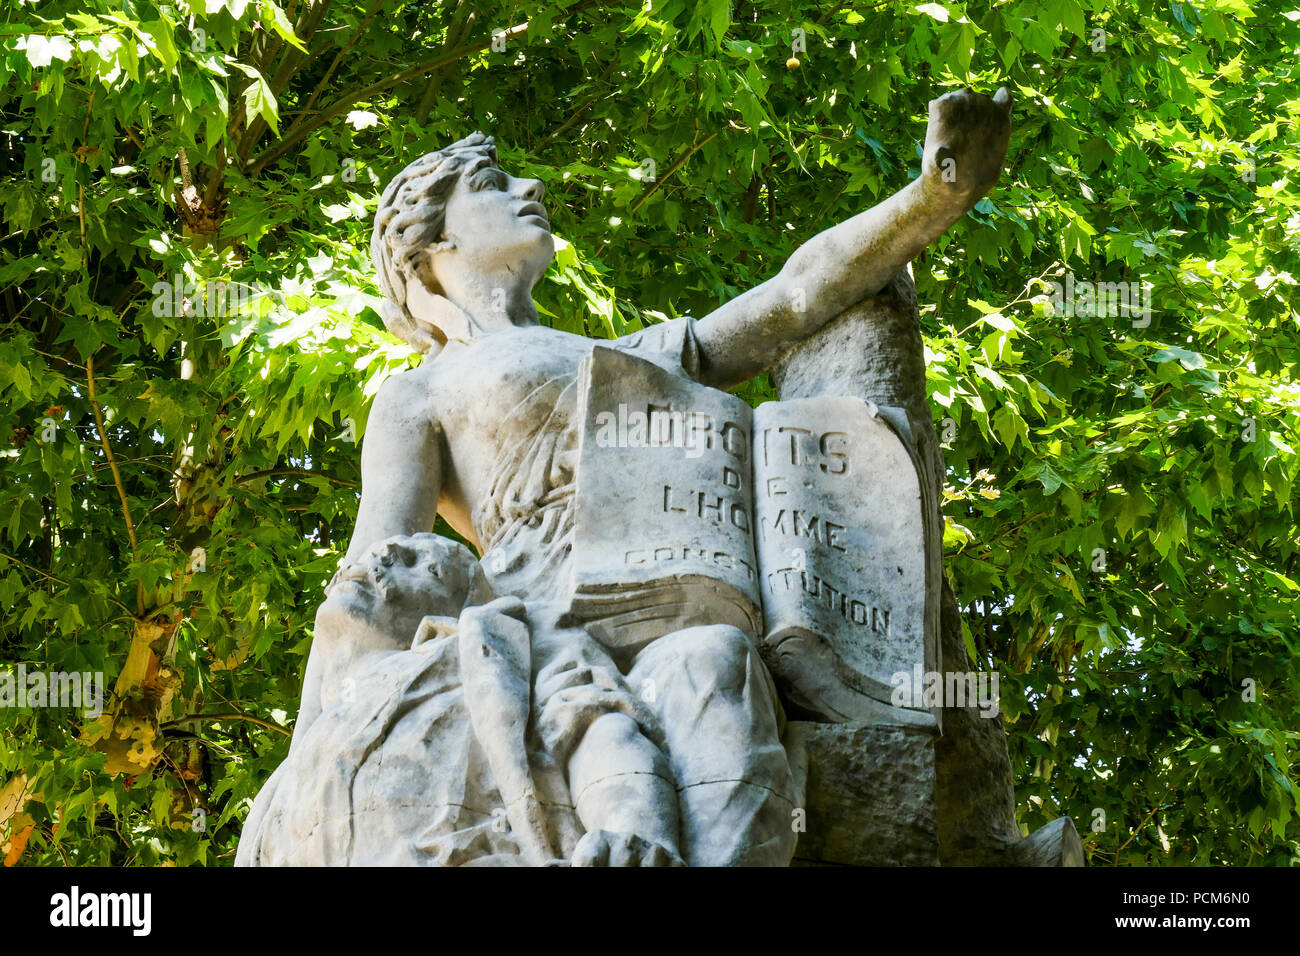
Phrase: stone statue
[{"left": 240, "top": 88, "right": 1058, "bottom": 867}]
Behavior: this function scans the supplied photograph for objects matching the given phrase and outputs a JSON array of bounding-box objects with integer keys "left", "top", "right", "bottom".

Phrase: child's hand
[
  {"left": 415, "top": 595, "right": 525, "bottom": 651},
  {"left": 461, "top": 595, "right": 527, "bottom": 627},
  {"left": 571, "top": 829, "right": 685, "bottom": 867},
  {"left": 456, "top": 595, "right": 531, "bottom": 679}
]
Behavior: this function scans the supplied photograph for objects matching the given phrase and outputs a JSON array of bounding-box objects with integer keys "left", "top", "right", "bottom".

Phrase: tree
[{"left": 1, "top": 0, "right": 1296, "bottom": 866}]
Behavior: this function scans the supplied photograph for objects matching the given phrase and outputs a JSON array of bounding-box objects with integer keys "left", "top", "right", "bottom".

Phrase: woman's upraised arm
[{"left": 694, "top": 88, "right": 1011, "bottom": 390}]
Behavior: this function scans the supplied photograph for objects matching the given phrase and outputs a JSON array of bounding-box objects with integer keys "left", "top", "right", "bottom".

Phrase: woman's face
[{"left": 433, "top": 157, "right": 555, "bottom": 293}]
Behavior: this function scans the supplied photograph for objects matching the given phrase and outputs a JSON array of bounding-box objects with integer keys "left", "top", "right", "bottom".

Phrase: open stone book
[{"left": 570, "top": 346, "right": 941, "bottom": 726}]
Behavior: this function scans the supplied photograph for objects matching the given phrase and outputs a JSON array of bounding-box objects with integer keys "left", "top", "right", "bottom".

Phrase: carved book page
[
  {"left": 753, "top": 398, "right": 937, "bottom": 725},
  {"left": 570, "top": 346, "right": 761, "bottom": 655},
  {"left": 571, "top": 348, "right": 937, "bottom": 725}
]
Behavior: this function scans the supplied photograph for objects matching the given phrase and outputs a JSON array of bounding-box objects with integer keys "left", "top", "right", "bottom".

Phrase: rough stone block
[{"left": 785, "top": 720, "right": 939, "bottom": 866}]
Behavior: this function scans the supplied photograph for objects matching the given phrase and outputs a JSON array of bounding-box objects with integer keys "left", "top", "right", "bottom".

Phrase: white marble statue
[{"left": 245, "top": 88, "right": 1013, "bottom": 866}]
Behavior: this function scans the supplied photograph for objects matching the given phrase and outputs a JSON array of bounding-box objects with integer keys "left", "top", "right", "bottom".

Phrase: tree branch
[
  {"left": 246, "top": 20, "right": 530, "bottom": 177},
  {"left": 87, "top": 353, "right": 143, "bottom": 615},
  {"left": 1113, "top": 791, "right": 1171, "bottom": 862},
  {"left": 0, "top": 552, "right": 135, "bottom": 617},
  {"left": 161, "top": 713, "right": 291, "bottom": 737},
  {"left": 298, "top": 0, "right": 385, "bottom": 122},
  {"left": 234, "top": 468, "right": 357, "bottom": 487},
  {"left": 630, "top": 131, "right": 719, "bottom": 214},
  {"left": 415, "top": 0, "right": 479, "bottom": 119},
  {"left": 539, "top": 58, "right": 619, "bottom": 148},
  {"left": 238, "top": 0, "right": 338, "bottom": 165}
]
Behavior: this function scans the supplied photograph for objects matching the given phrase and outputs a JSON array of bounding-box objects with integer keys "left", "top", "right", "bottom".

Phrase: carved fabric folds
[
  {"left": 471, "top": 317, "right": 702, "bottom": 602},
  {"left": 234, "top": 628, "right": 576, "bottom": 866}
]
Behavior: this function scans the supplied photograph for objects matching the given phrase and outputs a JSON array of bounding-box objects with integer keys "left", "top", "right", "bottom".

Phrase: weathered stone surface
[
  {"left": 237, "top": 534, "right": 582, "bottom": 866},
  {"left": 570, "top": 344, "right": 761, "bottom": 650},
  {"left": 754, "top": 398, "right": 936, "bottom": 724},
  {"left": 570, "top": 345, "right": 937, "bottom": 725},
  {"left": 786, "top": 720, "right": 939, "bottom": 867},
  {"left": 776, "top": 271, "right": 1033, "bottom": 867}
]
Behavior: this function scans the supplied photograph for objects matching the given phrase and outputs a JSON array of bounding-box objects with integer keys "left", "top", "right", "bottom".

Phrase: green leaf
[
  {"left": 141, "top": 20, "right": 179, "bottom": 72},
  {"left": 23, "top": 34, "right": 74, "bottom": 68},
  {"left": 1151, "top": 346, "right": 1207, "bottom": 370},
  {"left": 232, "top": 62, "right": 279, "bottom": 132},
  {"left": 259, "top": 0, "right": 309, "bottom": 52}
]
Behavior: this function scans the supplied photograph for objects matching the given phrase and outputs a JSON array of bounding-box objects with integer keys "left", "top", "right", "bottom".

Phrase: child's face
[{"left": 322, "top": 535, "right": 473, "bottom": 644}]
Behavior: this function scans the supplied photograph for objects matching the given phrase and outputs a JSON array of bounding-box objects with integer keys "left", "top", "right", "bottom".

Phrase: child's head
[{"left": 319, "top": 533, "right": 492, "bottom": 647}]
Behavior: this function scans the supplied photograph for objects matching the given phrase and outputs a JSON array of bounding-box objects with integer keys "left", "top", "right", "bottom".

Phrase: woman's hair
[{"left": 370, "top": 131, "right": 498, "bottom": 353}]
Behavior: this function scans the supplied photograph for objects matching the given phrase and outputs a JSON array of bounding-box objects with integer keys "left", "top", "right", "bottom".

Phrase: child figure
[{"left": 246, "top": 532, "right": 689, "bottom": 865}]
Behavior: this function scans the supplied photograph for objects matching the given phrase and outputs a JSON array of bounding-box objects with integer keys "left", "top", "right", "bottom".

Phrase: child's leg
[
  {"left": 530, "top": 620, "right": 682, "bottom": 864},
  {"left": 567, "top": 712, "right": 680, "bottom": 864},
  {"left": 628, "top": 624, "right": 798, "bottom": 866}
]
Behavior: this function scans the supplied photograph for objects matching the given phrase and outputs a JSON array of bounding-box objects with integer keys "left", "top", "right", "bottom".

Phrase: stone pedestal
[
  {"left": 785, "top": 720, "right": 940, "bottom": 866},
  {"left": 786, "top": 715, "right": 1085, "bottom": 867},
  {"left": 1016, "top": 817, "right": 1085, "bottom": 867}
]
